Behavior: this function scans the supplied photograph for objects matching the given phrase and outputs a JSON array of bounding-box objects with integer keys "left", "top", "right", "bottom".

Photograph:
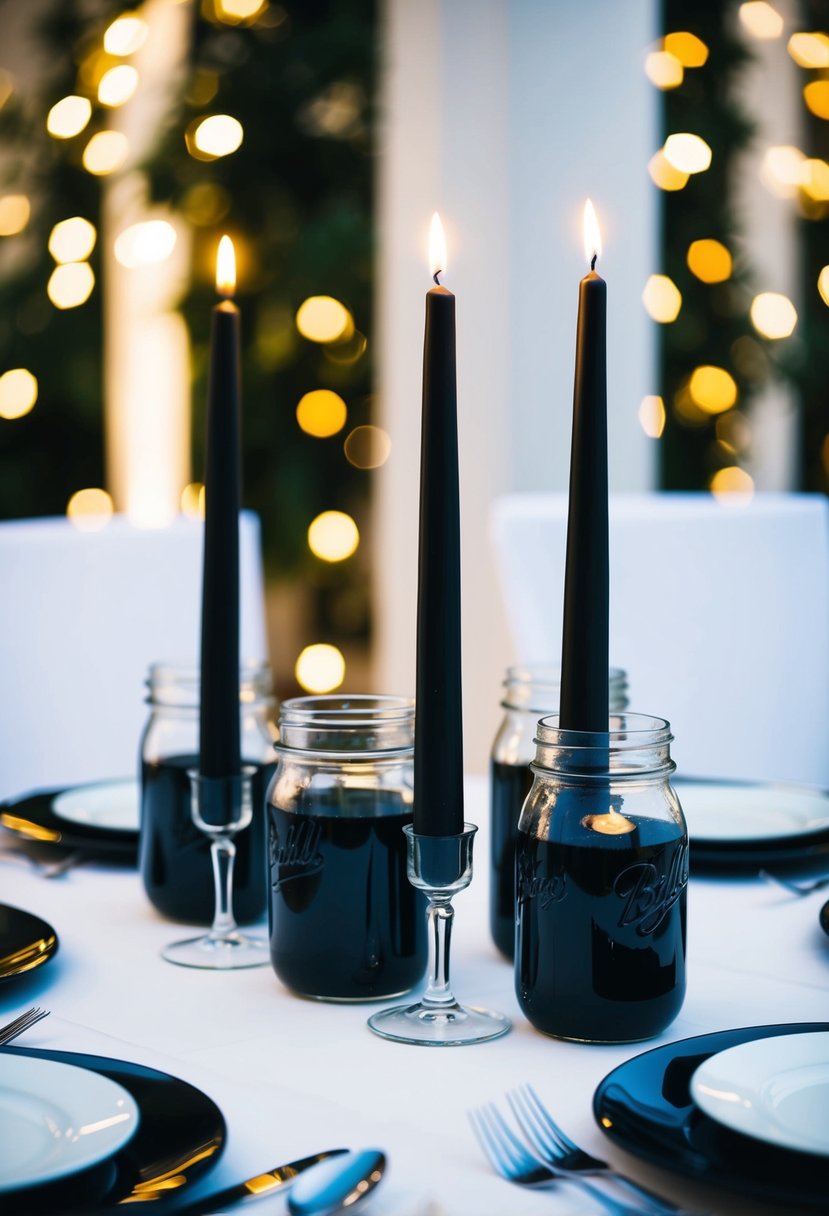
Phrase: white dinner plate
[
  {"left": 675, "top": 779, "right": 829, "bottom": 843},
  {"left": 0, "top": 1054, "right": 140, "bottom": 1191},
  {"left": 690, "top": 1031, "right": 829, "bottom": 1157},
  {"left": 52, "top": 779, "right": 139, "bottom": 835}
]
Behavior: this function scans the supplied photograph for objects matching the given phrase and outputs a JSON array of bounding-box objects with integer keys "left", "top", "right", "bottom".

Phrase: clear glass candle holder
[{"left": 368, "top": 823, "right": 511, "bottom": 1046}]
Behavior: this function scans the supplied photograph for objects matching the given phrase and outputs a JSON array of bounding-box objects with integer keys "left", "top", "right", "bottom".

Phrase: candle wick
[
  {"left": 432, "top": 270, "right": 442, "bottom": 286},
  {"left": 590, "top": 252, "right": 597, "bottom": 272}
]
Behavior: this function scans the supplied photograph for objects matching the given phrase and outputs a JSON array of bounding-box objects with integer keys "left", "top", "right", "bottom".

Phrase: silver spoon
[{"left": 287, "top": 1148, "right": 386, "bottom": 1216}]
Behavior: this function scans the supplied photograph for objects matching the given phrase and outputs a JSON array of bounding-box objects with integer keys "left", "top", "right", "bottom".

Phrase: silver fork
[
  {"left": 469, "top": 1102, "right": 649, "bottom": 1215},
  {"left": 507, "top": 1085, "right": 701, "bottom": 1215},
  {"left": 759, "top": 869, "right": 829, "bottom": 896},
  {"left": 0, "top": 1006, "right": 50, "bottom": 1045}
]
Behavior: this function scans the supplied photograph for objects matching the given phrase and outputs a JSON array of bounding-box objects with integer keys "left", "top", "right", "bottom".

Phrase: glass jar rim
[
  {"left": 279, "top": 694, "right": 414, "bottom": 727},
  {"left": 501, "top": 664, "right": 627, "bottom": 713},
  {"left": 146, "top": 659, "right": 274, "bottom": 706},
  {"left": 535, "top": 711, "right": 672, "bottom": 749},
  {"left": 276, "top": 694, "right": 414, "bottom": 759},
  {"left": 504, "top": 662, "right": 627, "bottom": 686}
]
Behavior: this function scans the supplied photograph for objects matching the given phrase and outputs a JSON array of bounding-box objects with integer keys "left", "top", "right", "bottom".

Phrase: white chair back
[
  {"left": 0, "top": 512, "right": 268, "bottom": 799},
  {"left": 489, "top": 492, "right": 829, "bottom": 785}
]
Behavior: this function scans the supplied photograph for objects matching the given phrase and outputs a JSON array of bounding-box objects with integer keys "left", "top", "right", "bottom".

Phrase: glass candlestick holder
[
  {"left": 162, "top": 767, "right": 269, "bottom": 970},
  {"left": 368, "top": 823, "right": 511, "bottom": 1045}
]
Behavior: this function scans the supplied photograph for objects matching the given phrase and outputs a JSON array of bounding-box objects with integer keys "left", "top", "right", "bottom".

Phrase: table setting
[{"left": 0, "top": 179, "right": 826, "bottom": 1216}]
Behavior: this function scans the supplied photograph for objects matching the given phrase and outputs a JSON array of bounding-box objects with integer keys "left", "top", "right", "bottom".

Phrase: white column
[
  {"left": 377, "top": 0, "right": 658, "bottom": 772},
  {"left": 104, "top": 0, "right": 193, "bottom": 525}
]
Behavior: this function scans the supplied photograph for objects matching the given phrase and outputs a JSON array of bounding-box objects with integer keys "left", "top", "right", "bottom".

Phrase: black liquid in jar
[
  {"left": 140, "top": 753, "right": 274, "bottom": 924},
  {"left": 268, "top": 796, "right": 427, "bottom": 1001},
  {"left": 490, "top": 759, "right": 534, "bottom": 959},
  {"left": 515, "top": 816, "right": 687, "bottom": 1042}
]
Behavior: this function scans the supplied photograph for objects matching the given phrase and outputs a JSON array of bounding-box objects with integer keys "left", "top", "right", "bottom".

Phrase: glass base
[
  {"left": 161, "top": 930, "right": 270, "bottom": 970},
  {"left": 367, "top": 999, "right": 511, "bottom": 1046}
]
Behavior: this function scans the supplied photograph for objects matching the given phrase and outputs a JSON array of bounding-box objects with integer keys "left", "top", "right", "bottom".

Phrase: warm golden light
[
  {"left": 296, "top": 389, "right": 347, "bottom": 438},
  {"left": 114, "top": 220, "right": 177, "bottom": 269},
  {"left": 67, "top": 488, "right": 114, "bottom": 531},
  {"left": 750, "top": 292, "right": 798, "bottom": 338},
  {"left": 82, "top": 130, "right": 129, "bottom": 175},
  {"left": 664, "top": 133, "right": 712, "bottom": 174},
  {"left": 644, "top": 50, "right": 684, "bottom": 89},
  {"left": 648, "top": 150, "right": 689, "bottom": 191},
  {"left": 429, "top": 211, "right": 447, "bottom": 281},
  {"left": 642, "top": 274, "right": 682, "bottom": 322},
  {"left": 689, "top": 366, "right": 738, "bottom": 414},
  {"left": 583, "top": 809, "right": 637, "bottom": 835},
  {"left": 687, "top": 238, "right": 732, "bottom": 283},
  {"left": 104, "top": 13, "right": 149, "bottom": 55},
  {"left": 180, "top": 482, "right": 206, "bottom": 520},
  {"left": 638, "top": 395, "right": 666, "bottom": 439},
  {"left": 0, "top": 195, "right": 30, "bottom": 237},
  {"left": 0, "top": 369, "right": 38, "bottom": 420},
  {"left": 98, "top": 64, "right": 138, "bottom": 108},
  {"left": 787, "top": 31, "right": 829, "bottom": 68},
  {"left": 47, "top": 95, "right": 92, "bottom": 139},
  {"left": 344, "top": 425, "right": 392, "bottom": 469},
  {"left": 761, "top": 145, "right": 806, "bottom": 198},
  {"left": 216, "top": 235, "right": 236, "bottom": 296},
  {"left": 47, "top": 262, "right": 95, "bottom": 309},
  {"left": 710, "top": 466, "right": 755, "bottom": 501},
  {"left": 800, "top": 158, "right": 829, "bottom": 201},
  {"left": 818, "top": 265, "right": 829, "bottom": 307},
  {"left": 296, "top": 296, "right": 352, "bottom": 343},
  {"left": 295, "top": 643, "right": 346, "bottom": 694},
  {"left": 738, "top": 2, "right": 784, "bottom": 39},
  {"left": 583, "top": 199, "right": 601, "bottom": 267},
  {"left": 48, "top": 217, "right": 96, "bottom": 264},
  {"left": 664, "top": 31, "right": 709, "bottom": 67},
  {"left": 191, "top": 114, "right": 243, "bottom": 159},
  {"left": 216, "top": 0, "right": 268, "bottom": 22},
  {"left": 307, "top": 510, "right": 360, "bottom": 562},
  {"left": 804, "top": 81, "right": 829, "bottom": 119}
]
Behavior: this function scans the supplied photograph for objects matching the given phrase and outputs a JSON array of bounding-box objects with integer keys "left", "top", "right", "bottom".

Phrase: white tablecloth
[{"left": 2, "top": 777, "right": 827, "bottom": 1215}]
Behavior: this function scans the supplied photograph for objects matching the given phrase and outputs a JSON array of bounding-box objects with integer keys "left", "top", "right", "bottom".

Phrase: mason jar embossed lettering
[
  {"left": 139, "top": 662, "right": 276, "bottom": 924},
  {"left": 268, "top": 696, "right": 428, "bottom": 1001},
  {"left": 490, "top": 665, "right": 628, "bottom": 958},
  {"left": 515, "top": 713, "right": 687, "bottom": 1043}
]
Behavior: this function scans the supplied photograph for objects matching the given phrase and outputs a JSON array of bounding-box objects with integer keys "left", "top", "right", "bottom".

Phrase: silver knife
[{"left": 102, "top": 1148, "right": 349, "bottom": 1213}]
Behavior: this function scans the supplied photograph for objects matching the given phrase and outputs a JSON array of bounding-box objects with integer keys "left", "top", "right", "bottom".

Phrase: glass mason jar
[
  {"left": 489, "top": 665, "right": 628, "bottom": 958},
  {"left": 139, "top": 661, "right": 276, "bottom": 925},
  {"left": 515, "top": 712, "right": 687, "bottom": 1043},
  {"left": 268, "top": 695, "right": 427, "bottom": 1002}
]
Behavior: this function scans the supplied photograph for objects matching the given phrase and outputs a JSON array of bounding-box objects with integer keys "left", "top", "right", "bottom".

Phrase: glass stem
[
  {"left": 209, "top": 834, "right": 237, "bottom": 938},
  {"left": 421, "top": 896, "right": 456, "bottom": 1007}
]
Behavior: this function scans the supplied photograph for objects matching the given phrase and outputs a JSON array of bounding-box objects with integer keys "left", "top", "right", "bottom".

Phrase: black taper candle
[
  {"left": 413, "top": 214, "right": 464, "bottom": 837},
  {"left": 199, "top": 236, "right": 241, "bottom": 780},
  {"left": 559, "top": 201, "right": 609, "bottom": 732}
]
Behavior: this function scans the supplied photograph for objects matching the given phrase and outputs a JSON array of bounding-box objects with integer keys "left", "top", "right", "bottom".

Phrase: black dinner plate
[
  {"left": 0, "top": 903, "right": 58, "bottom": 983},
  {"left": 0, "top": 1045, "right": 225, "bottom": 1212},
  {"left": 594, "top": 1021, "right": 829, "bottom": 1209},
  {"left": 820, "top": 900, "right": 829, "bottom": 937},
  {"left": 0, "top": 783, "right": 138, "bottom": 861},
  {"left": 675, "top": 777, "right": 829, "bottom": 872}
]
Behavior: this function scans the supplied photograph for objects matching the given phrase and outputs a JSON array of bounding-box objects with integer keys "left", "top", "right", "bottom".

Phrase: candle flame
[
  {"left": 429, "top": 212, "right": 447, "bottom": 283},
  {"left": 216, "top": 234, "right": 236, "bottom": 297},
  {"left": 583, "top": 199, "right": 602, "bottom": 269}
]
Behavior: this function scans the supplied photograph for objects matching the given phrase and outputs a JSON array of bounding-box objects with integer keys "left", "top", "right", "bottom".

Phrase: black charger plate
[
  {"left": 0, "top": 904, "right": 58, "bottom": 983},
  {"left": 1, "top": 1045, "right": 225, "bottom": 1212},
  {"left": 594, "top": 1022, "right": 829, "bottom": 1209},
  {"left": 0, "top": 783, "right": 138, "bottom": 860}
]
